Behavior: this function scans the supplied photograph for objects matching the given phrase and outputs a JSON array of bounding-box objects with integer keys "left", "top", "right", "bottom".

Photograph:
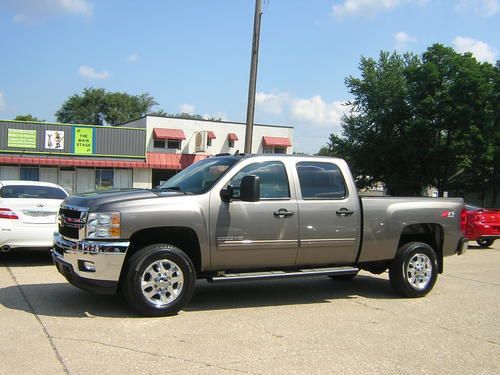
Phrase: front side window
[
  {"left": 96, "top": 169, "right": 114, "bottom": 190},
  {"left": 296, "top": 162, "right": 347, "bottom": 199},
  {"left": 229, "top": 161, "right": 290, "bottom": 199}
]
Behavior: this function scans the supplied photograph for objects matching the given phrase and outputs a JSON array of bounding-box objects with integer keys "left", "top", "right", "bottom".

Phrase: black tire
[
  {"left": 122, "top": 244, "right": 196, "bottom": 317},
  {"left": 389, "top": 242, "right": 438, "bottom": 298},
  {"left": 329, "top": 272, "right": 358, "bottom": 281},
  {"left": 476, "top": 239, "right": 494, "bottom": 248}
]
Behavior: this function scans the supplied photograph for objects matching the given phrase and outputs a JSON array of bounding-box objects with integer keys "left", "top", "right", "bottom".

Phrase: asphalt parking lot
[{"left": 1, "top": 243, "right": 499, "bottom": 375}]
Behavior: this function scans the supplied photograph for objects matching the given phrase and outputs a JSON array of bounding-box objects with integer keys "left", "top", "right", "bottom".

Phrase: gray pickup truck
[{"left": 53, "top": 155, "right": 467, "bottom": 316}]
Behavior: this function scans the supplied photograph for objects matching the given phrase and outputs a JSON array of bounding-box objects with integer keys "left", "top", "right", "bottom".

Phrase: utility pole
[{"left": 244, "top": 0, "right": 262, "bottom": 154}]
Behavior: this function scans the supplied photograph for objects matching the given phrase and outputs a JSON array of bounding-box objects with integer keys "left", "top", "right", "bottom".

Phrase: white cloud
[
  {"left": 180, "top": 104, "right": 195, "bottom": 115},
  {"left": 0, "top": 92, "right": 6, "bottom": 112},
  {"left": 78, "top": 65, "right": 110, "bottom": 80},
  {"left": 455, "top": 0, "right": 499, "bottom": 17},
  {"left": 256, "top": 91, "right": 290, "bottom": 115},
  {"left": 452, "top": 36, "right": 498, "bottom": 63},
  {"left": 203, "top": 112, "right": 228, "bottom": 121},
  {"left": 331, "top": 0, "right": 427, "bottom": 17},
  {"left": 291, "top": 96, "right": 351, "bottom": 127},
  {"left": 125, "top": 53, "right": 139, "bottom": 63},
  {"left": 394, "top": 31, "right": 417, "bottom": 50},
  {"left": 6, "top": 0, "right": 93, "bottom": 23}
]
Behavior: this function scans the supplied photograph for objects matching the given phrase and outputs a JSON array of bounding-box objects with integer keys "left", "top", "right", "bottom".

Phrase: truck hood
[{"left": 61, "top": 189, "right": 183, "bottom": 211}]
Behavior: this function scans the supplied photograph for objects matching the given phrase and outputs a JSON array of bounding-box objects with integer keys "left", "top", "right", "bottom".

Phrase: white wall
[
  {"left": 144, "top": 117, "right": 294, "bottom": 155},
  {"left": 133, "top": 168, "right": 151, "bottom": 189}
]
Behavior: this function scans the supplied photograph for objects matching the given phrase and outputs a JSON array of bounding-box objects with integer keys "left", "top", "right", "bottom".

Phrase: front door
[
  {"left": 209, "top": 159, "right": 299, "bottom": 269},
  {"left": 58, "top": 170, "right": 75, "bottom": 196}
]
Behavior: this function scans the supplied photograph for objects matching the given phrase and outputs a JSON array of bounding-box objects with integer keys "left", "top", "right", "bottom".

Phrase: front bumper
[{"left": 52, "top": 232, "right": 129, "bottom": 295}]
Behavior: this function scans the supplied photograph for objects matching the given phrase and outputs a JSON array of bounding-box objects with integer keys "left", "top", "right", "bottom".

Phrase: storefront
[{"left": 0, "top": 116, "right": 294, "bottom": 193}]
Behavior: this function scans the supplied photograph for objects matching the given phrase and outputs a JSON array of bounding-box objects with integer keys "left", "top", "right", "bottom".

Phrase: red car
[{"left": 464, "top": 204, "right": 500, "bottom": 248}]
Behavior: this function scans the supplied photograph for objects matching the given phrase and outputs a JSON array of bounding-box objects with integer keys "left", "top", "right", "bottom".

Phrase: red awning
[
  {"left": 146, "top": 153, "right": 208, "bottom": 170},
  {"left": 262, "top": 136, "right": 291, "bottom": 147},
  {"left": 228, "top": 133, "right": 238, "bottom": 141},
  {"left": 0, "top": 155, "right": 147, "bottom": 169},
  {"left": 153, "top": 128, "right": 186, "bottom": 140},
  {"left": 207, "top": 131, "right": 216, "bottom": 140}
]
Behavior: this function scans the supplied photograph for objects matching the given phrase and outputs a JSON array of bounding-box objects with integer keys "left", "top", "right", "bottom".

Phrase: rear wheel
[
  {"left": 389, "top": 242, "right": 438, "bottom": 298},
  {"left": 122, "top": 244, "right": 196, "bottom": 317},
  {"left": 476, "top": 239, "right": 494, "bottom": 248}
]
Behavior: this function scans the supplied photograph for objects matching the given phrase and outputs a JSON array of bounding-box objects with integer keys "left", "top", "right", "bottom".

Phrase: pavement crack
[
  {"left": 52, "top": 336, "right": 261, "bottom": 375},
  {"left": 442, "top": 274, "right": 500, "bottom": 287},
  {"left": 5, "top": 263, "right": 71, "bottom": 375}
]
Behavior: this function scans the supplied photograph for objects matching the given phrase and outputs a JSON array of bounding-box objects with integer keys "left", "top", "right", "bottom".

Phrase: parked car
[
  {"left": 0, "top": 180, "right": 68, "bottom": 252},
  {"left": 53, "top": 155, "right": 467, "bottom": 316},
  {"left": 464, "top": 204, "right": 500, "bottom": 248}
]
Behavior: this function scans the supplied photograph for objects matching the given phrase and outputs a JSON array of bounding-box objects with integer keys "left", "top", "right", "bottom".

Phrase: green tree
[
  {"left": 14, "top": 114, "right": 44, "bottom": 122},
  {"left": 55, "top": 88, "right": 161, "bottom": 125}
]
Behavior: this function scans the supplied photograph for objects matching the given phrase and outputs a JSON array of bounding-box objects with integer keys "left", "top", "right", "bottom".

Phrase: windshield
[
  {"left": 0, "top": 185, "right": 68, "bottom": 199},
  {"left": 159, "top": 157, "right": 239, "bottom": 194}
]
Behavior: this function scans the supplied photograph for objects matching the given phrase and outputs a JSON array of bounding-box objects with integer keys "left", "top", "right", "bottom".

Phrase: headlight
[{"left": 86, "top": 212, "right": 121, "bottom": 239}]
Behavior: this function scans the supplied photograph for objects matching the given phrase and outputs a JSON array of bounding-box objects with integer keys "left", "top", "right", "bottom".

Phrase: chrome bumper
[{"left": 52, "top": 232, "right": 129, "bottom": 286}]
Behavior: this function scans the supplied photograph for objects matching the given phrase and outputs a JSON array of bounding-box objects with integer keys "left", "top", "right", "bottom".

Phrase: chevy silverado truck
[{"left": 52, "top": 155, "right": 468, "bottom": 316}]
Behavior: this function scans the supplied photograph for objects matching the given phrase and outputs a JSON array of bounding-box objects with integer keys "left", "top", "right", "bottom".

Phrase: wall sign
[
  {"left": 7, "top": 129, "right": 37, "bottom": 148},
  {"left": 74, "top": 127, "right": 94, "bottom": 154},
  {"left": 45, "top": 130, "right": 65, "bottom": 150}
]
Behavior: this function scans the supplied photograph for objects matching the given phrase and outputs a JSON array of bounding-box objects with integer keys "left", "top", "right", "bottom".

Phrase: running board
[{"left": 207, "top": 266, "right": 359, "bottom": 283}]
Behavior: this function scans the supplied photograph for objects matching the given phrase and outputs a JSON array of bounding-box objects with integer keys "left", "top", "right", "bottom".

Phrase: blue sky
[{"left": 0, "top": 0, "right": 498, "bottom": 154}]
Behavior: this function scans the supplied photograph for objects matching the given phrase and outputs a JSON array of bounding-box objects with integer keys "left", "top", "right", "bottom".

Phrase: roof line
[{"left": 117, "top": 115, "right": 294, "bottom": 129}]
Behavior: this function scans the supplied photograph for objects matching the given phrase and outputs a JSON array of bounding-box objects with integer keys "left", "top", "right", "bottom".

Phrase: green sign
[
  {"left": 7, "top": 129, "right": 37, "bottom": 148},
  {"left": 74, "top": 127, "right": 94, "bottom": 154}
]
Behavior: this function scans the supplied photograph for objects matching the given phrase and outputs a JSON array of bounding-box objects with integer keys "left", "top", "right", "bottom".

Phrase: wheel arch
[{"left": 398, "top": 223, "right": 444, "bottom": 273}]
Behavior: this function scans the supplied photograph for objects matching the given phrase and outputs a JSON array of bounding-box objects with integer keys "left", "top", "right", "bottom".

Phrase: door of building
[{"left": 59, "top": 170, "right": 75, "bottom": 196}]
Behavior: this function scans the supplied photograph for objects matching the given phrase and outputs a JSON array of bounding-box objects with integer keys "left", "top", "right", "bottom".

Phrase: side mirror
[
  {"left": 220, "top": 185, "right": 234, "bottom": 203},
  {"left": 240, "top": 175, "right": 260, "bottom": 202}
]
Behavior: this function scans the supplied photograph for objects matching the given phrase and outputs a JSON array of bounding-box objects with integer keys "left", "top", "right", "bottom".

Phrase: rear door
[{"left": 293, "top": 160, "right": 360, "bottom": 265}]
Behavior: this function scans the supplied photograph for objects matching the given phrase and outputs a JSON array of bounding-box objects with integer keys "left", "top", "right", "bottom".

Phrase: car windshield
[
  {"left": 159, "top": 157, "right": 239, "bottom": 194},
  {"left": 0, "top": 185, "right": 67, "bottom": 199}
]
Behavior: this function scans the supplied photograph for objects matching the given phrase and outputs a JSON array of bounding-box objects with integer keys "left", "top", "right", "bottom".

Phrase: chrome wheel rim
[
  {"left": 406, "top": 253, "right": 432, "bottom": 290},
  {"left": 141, "top": 259, "right": 184, "bottom": 306}
]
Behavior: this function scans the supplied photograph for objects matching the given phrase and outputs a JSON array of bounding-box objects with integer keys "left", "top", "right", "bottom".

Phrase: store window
[
  {"left": 154, "top": 139, "right": 166, "bottom": 148},
  {"left": 20, "top": 167, "right": 39, "bottom": 181},
  {"left": 167, "top": 139, "right": 181, "bottom": 150},
  {"left": 95, "top": 169, "right": 114, "bottom": 190}
]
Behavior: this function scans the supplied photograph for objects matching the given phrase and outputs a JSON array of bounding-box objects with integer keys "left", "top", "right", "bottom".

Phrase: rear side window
[
  {"left": 0, "top": 185, "right": 68, "bottom": 199},
  {"left": 296, "top": 162, "right": 347, "bottom": 199},
  {"left": 229, "top": 161, "right": 290, "bottom": 199}
]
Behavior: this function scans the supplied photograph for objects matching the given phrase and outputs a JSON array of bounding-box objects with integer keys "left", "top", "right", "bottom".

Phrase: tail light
[
  {"left": 0, "top": 208, "right": 19, "bottom": 220},
  {"left": 460, "top": 208, "right": 467, "bottom": 234}
]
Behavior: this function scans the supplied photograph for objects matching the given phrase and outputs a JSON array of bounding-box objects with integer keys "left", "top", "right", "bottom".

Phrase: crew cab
[{"left": 52, "top": 155, "right": 467, "bottom": 316}]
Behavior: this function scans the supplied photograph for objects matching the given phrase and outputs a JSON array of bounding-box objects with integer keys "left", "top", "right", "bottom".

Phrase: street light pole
[{"left": 244, "top": 0, "right": 262, "bottom": 154}]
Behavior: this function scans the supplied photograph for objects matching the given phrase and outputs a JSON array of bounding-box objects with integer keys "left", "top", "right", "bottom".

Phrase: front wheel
[
  {"left": 477, "top": 239, "right": 494, "bottom": 248},
  {"left": 389, "top": 242, "right": 438, "bottom": 298},
  {"left": 122, "top": 244, "right": 196, "bottom": 317}
]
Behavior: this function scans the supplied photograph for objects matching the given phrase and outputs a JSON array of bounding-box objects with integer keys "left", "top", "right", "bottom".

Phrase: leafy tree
[
  {"left": 322, "top": 44, "right": 498, "bottom": 205},
  {"left": 14, "top": 114, "right": 44, "bottom": 122},
  {"left": 55, "top": 88, "right": 161, "bottom": 125}
]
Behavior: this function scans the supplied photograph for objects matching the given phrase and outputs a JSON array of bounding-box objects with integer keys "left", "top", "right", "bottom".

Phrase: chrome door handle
[
  {"left": 274, "top": 209, "right": 294, "bottom": 218},
  {"left": 336, "top": 208, "right": 354, "bottom": 217}
]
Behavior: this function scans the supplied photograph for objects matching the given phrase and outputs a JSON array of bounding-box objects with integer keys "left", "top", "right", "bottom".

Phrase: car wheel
[
  {"left": 389, "top": 242, "right": 438, "bottom": 298},
  {"left": 476, "top": 239, "right": 494, "bottom": 248},
  {"left": 122, "top": 244, "right": 196, "bottom": 317},
  {"left": 329, "top": 272, "right": 358, "bottom": 281}
]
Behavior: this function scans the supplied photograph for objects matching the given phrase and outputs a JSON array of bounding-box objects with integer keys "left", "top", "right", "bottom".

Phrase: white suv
[{"left": 0, "top": 180, "right": 68, "bottom": 252}]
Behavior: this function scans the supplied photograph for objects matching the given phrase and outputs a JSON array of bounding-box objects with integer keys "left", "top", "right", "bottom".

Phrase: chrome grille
[{"left": 58, "top": 206, "right": 88, "bottom": 240}]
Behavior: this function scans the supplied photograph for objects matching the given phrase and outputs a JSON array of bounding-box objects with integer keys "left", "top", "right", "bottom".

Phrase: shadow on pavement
[
  {"left": 0, "top": 275, "right": 397, "bottom": 318},
  {"left": 0, "top": 249, "right": 53, "bottom": 267}
]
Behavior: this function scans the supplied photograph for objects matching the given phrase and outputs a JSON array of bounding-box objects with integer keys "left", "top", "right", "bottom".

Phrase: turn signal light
[{"left": 0, "top": 208, "right": 19, "bottom": 220}]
